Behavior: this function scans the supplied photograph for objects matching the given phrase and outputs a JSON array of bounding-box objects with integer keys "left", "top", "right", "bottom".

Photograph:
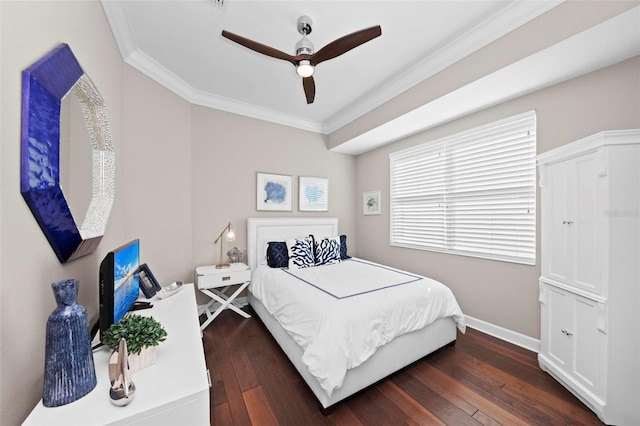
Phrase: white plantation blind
[{"left": 389, "top": 111, "right": 536, "bottom": 265}]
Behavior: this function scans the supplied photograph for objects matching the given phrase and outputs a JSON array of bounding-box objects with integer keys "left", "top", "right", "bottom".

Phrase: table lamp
[{"left": 214, "top": 222, "right": 235, "bottom": 269}]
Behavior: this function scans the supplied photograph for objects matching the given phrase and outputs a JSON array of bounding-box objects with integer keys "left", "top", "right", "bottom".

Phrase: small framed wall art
[
  {"left": 363, "top": 190, "right": 381, "bottom": 215},
  {"left": 257, "top": 172, "right": 292, "bottom": 211},
  {"left": 299, "top": 176, "right": 328, "bottom": 212}
]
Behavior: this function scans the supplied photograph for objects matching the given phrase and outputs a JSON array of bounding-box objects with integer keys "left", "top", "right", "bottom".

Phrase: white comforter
[{"left": 250, "top": 258, "right": 466, "bottom": 397}]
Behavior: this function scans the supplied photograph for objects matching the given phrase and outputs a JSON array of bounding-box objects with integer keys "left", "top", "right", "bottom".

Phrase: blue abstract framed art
[{"left": 256, "top": 172, "right": 292, "bottom": 211}]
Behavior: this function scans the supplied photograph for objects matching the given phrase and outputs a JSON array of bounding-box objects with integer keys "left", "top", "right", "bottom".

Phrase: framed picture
[
  {"left": 138, "top": 263, "right": 161, "bottom": 298},
  {"left": 257, "top": 172, "right": 292, "bottom": 211},
  {"left": 299, "top": 176, "right": 328, "bottom": 212},
  {"left": 363, "top": 190, "right": 381, "bottom": 215}
]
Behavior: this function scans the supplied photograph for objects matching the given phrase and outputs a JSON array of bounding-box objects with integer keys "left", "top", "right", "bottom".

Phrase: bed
[{"left": 247, "top": 217, "right": 465, "bottom": 411}]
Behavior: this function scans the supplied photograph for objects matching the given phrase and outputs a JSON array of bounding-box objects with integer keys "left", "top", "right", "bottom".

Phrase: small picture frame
[
  {"left": 257, "top": 172, "right": 292, "bottom": 211},
  {"left": 138, "top": 263, "right": 161, "bottom": 298},
  {"left": 299, "top": 176, "right": 329, "bottom": 212},
  {"left": 363, "top": 190, "right": 381, "bottom": 215}
]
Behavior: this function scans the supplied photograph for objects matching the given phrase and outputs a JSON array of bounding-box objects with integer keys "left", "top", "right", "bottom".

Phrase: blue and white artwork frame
[
  {"left": 257, "top": 172, "right": 292, "bottom": 211},
  {"left": 20, "top": 43, "right": 115, "bottom": 263},
  {"left": 299, "top": 176, "right": 328, "bottom": 212}
]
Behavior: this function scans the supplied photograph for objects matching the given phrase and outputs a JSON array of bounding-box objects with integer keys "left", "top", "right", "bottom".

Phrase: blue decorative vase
[{"left": 43, "top": 279, "right": 97, "bottom": 406}]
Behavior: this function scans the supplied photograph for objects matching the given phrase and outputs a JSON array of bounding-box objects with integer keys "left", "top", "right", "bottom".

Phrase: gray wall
[
  {"left": 190, "top": 105, "right": 356, "bottom": 272},
  {"left": 354, "top": 56, "right": 640, "bottom": 339},
  {"left": 0, "top": 3, "right": 356, "bottom": 424}
]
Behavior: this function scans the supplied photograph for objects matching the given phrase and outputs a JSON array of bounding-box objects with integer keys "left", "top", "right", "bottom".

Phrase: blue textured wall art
[{"left": 264, "top": 181, "right": 287, "bottom": 204}]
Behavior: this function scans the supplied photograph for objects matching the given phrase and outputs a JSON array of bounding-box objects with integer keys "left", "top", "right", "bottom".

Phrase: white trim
[
  {"left": 322, "top": 0, "right": 562, "bottom": 134},
  {"left": 101, "top": 0, "right": 562, "bottom": 136},
  {"left": 465, "top": 314, "right": 540, "bottom": 353},
  {"left": 331, "top": 6, "right": 640, "bottom": 155}
]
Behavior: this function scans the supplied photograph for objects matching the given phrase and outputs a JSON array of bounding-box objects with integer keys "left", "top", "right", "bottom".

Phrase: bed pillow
[
  {"left": 266, "top": 241, "right": 289, "bottom": 268},
  {"left": 314, "top": 236, "right": 342, "bottom": 266},
  {"left": 286, "top": 237, "right": 315, "bottom": 269},
  {"left": 340, "top": 234, "right": 351, "bottom": 260}
]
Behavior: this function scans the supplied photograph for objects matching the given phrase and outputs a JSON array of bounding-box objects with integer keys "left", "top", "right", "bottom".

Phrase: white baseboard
[{"left": 464, "top": 315, "right": 540, "bottom": 353}]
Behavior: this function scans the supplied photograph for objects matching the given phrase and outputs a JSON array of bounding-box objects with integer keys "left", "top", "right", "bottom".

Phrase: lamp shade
[{"left": 296, "top": 60, "right": 314, "bottom": 77}]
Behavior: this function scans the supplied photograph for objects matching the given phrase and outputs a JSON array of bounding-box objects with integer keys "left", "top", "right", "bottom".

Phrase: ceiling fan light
[{"left": 296, "top": 60, "right": 314, "bottom": 77}]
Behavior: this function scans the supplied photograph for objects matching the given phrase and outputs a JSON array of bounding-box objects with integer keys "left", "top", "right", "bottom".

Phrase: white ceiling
[{"left": 101, "top": 1, "right": 639, "bottom": 154}]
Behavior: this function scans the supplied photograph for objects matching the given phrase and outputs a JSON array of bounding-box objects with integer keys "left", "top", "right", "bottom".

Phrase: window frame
[{"left": 389, "top": 110, "right": 537, "bottom": 265}]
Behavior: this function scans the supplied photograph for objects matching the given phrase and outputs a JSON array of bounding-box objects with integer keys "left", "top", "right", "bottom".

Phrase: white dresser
[
  {"left": 537, "top": 130, "right": 639, "bottom": 425},
  {"left": 24, "top": 284, "right": 210, "bottom": 425}
]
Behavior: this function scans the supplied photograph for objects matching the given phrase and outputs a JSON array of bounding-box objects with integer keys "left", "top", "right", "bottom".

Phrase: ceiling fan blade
[
  {"left": 302, "top": 76, "right": 316, "bottom": 104},
  {"left": 310, "top": 26, "right": 381, "bottom": 66},
  {"left": 222, "top": 30, "right": 297, "bottom": 66}
]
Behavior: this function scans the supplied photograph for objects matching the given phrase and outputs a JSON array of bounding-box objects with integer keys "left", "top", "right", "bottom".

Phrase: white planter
[{"left": 128, "top": 346, "right": 156, "bottom": 373}]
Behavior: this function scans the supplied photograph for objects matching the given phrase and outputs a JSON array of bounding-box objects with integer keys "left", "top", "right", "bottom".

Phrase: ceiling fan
[{"left": 222, "top": 16, "right": 382, "bottom": 104}]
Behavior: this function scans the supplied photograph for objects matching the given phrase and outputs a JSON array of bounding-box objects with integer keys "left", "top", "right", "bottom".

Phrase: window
[{"left": 389, "top": 111, "right": 536, "bottom": 265}]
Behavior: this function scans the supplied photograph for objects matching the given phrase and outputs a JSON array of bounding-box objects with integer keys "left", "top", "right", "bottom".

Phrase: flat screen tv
[{"left": 96, "top": 239, "right": 140, "bottom": 343}]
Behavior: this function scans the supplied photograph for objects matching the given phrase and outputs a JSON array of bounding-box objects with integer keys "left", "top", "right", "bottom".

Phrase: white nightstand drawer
[{"left": 196, "top": 266, "right": 251, "bottom": 289}]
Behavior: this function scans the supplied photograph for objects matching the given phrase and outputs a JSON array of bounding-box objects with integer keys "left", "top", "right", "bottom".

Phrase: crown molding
[
  {"left": 331, "top": 6, "right": 640, "bottom": 155},
  {"left": 321, "top": 0, "right": 563, "bottom": 134},
  {"left": 102, "top": 1, "right": 562, "bottom": 137}
]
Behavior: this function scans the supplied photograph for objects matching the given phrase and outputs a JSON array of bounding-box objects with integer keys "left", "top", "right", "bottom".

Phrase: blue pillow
[
  {"left": 340, "top": 234, "right": 351, "bottom": 260},
  {"left": 286, "top": 237, "right": 315, "bottom": 269},
  {"left": 314, "top": 236, "right": 342, "bottom": 266},
  {"left": 266, "top": 241, "right": 289, "bottom": 268}
]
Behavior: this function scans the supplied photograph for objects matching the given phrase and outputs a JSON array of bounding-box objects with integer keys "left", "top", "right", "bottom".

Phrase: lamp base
[{"left": 215, "top": 263, "right": 230, "bottom": 269}]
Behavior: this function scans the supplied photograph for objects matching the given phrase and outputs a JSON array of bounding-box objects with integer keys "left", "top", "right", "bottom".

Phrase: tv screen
[{"left": 97, "top": 239, "right": 140, "bottom": 342}]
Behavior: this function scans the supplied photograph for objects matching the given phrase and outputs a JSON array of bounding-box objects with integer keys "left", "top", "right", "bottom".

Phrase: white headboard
[{"left": 247, "top": 217, "right": 339, "bottom": 270}]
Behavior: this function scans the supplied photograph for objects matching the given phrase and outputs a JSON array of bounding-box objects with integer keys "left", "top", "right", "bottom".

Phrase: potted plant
[{"left": 103, "top": 314, "right": 167, "bottom": 373}]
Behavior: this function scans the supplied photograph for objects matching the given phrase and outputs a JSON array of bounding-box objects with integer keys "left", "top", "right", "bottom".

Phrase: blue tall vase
[{"left": 43, "top": 279, "right": 97, "bottom": 407}]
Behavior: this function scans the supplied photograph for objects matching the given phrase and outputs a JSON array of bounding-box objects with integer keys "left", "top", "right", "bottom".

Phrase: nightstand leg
[{"left": 199, "top": 281, "right": 251, "bottom": 330}]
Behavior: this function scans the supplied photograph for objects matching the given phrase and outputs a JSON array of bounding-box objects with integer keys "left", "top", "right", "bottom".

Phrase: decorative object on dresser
[
  {"left": 196, "top": 262, "right": 251, "bottom": 330},
  {"left": 102, "top": 314, "right": 167, "bottom": 373},
  {"left": 257, "top": 172, "right": 292, "bottom": 211},
  {"left": 108, "top": 338, "right": 135, "bottom": 407},
  {"left": 157, "top": 281, "right": 184, "bottom": 299},
  {"left": 20, "top": 43, "right": 114, "bottom": 263},
  {"left": 363, "top": 190, "right": 381, "bottom": 215},
  {"left": 24, "top": 284, "right": 210, "bottom": 425},
  {"left": 43, "top": 279, "right": 97, "bottom": 407},
  {"left": 138, "top": 263, "right": 161, "bottom": 298},
  {"left": 213, "top": 222, "right": 235, "bottom": 269},
  {"left": 299, "top": 176, "right": 329, "bottom": 211},
  {"left": 537, "top": 129, "right": 639, "bottom": 425}
]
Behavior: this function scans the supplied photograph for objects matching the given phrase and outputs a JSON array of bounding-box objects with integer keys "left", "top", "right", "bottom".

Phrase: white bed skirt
[{"left": 248, "top": 292, "right": 457, "bottom": 409}]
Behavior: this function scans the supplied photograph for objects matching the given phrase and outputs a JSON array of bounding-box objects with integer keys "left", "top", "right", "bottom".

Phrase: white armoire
[{"left": 537, "top": 129, "right": 639, "bottom": 425}]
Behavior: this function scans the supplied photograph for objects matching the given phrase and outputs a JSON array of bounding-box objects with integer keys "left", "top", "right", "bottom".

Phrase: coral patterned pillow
[
  {"left": 314, "top": 236, "right": 342, "bottom": 266},
  {"left": 286, "top": 237, "right": 315, "bottom": 269}
]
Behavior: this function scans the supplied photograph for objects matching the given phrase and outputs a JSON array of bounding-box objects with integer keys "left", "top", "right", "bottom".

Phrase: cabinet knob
[
  {"left": 562, "top": 220, "right": 574, "bottom": 225},
  {"left": 561, "top": 328, "right": 573, "bottom": 336}
]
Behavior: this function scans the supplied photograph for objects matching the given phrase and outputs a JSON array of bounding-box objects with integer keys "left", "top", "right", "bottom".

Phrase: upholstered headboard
[{"left": 247, "top": 218, "right": 339, "bottom": 270}]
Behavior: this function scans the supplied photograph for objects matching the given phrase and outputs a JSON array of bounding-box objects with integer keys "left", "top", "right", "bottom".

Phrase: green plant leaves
[{"left": 103, "top": 315, "right": 167, "bottom": 355}]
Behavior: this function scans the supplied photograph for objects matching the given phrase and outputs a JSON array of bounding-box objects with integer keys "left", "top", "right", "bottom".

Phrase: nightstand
[{"left": 196, "top": 262, "right": 251, "bottom": 330}]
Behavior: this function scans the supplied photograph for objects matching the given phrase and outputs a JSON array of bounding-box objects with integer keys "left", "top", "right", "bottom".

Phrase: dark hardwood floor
[{"left": 203, "top": 309, "right": 603, "bottom": 425}]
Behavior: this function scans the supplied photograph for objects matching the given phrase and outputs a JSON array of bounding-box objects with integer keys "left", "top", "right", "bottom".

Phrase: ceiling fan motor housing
[
  {"left": 297, "top": 15, "right": 312, "bottom": 35},
  {"left": 296, "top": 37, "right": 314, "bottom": 55}
]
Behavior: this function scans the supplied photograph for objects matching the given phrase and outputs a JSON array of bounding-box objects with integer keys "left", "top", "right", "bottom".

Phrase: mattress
[{"left": 249, "top": 258, "right": 466, "bottom": 397}]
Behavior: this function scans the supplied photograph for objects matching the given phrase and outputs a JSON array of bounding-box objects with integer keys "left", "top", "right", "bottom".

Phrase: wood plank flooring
[{"left": 203, "top": 309, "right": 603, "bottom": 425}]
